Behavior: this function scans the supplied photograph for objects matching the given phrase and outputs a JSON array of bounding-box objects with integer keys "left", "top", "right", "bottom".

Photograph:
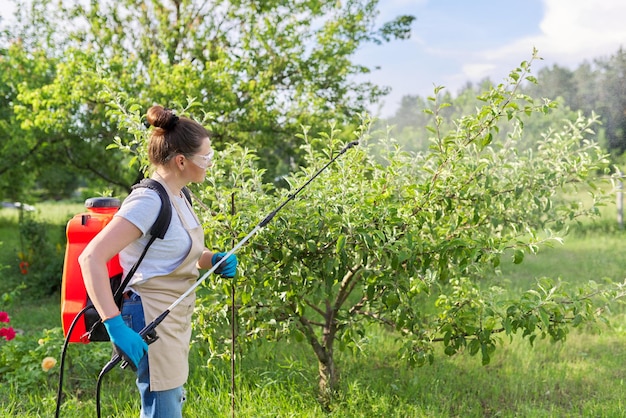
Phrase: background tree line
[{"left": 386, "top": 47, "right": 626, "bottom": 160}]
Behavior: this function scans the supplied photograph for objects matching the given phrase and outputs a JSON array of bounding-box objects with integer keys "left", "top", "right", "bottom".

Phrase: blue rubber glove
[
  {"left": 103, "top": 314, "right": 148, "bottom": 369},
  {"left": 212, "top": 252, "right": 238, "bottom": 278}
]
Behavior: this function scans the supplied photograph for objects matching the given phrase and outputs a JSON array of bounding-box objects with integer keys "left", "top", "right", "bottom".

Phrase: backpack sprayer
[{"left": 56, "top": 140, "right": 359, "bottom": 417}]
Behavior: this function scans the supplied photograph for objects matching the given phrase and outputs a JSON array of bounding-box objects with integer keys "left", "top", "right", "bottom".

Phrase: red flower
[
  {"left": 0, "top": 311, "right": 9, "bottom": 323},
  {"left": 0, "top": 327, "right": 15, "bottom": 341}
]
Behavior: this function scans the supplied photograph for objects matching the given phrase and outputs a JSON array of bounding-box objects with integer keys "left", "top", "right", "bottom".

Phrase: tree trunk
[
  {"left": 317, "top": 304, "right": 338, "bottom": 410},
  {"left": 299, "top": 304, "right": 339, "bottom": 410},
  {"left": 317, "top": 343, "right": 337, "bottom": 410}
]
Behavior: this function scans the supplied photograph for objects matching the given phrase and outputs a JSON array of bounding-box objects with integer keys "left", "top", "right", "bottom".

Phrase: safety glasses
[{"left": 189, "top": 149, "right": 214, "bottom": 169}]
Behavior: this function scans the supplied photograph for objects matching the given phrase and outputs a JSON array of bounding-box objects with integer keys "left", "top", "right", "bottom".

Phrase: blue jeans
[{"left": 121, "top": 292, "right": 186, "bottom": 418}]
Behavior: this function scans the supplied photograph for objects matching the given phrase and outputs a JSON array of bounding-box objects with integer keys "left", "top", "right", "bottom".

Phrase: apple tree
[{"left": 192, "top": 53, "right": 616, "bottom": 407}]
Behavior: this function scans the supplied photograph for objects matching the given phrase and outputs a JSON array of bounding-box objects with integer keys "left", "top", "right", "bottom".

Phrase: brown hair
[{"left": 145, "top": 105, "right": 210, "bottom": 165}]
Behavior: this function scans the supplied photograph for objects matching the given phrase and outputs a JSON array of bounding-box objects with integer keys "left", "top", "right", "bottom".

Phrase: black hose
[
  {"left": 96, "top": 367, "right": 106, "bottom": 418},
  {"left": 55, "top": 305, "right": 92, "bottom": 418}
]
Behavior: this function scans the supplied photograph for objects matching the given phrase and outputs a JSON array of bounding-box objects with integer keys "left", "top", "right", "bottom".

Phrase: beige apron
[{"left": 133, "top": 178, "right": 204, "bottom": 391}]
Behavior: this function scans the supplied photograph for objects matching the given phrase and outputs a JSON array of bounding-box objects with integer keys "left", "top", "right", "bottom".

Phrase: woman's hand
[{"left": 211, "top": 252, "right": 238, "bottom": 278}]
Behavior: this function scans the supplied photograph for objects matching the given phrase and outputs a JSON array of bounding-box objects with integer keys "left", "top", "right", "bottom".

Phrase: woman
[{"left": 79, "top": 105, "right": 237, "bottom": 417}]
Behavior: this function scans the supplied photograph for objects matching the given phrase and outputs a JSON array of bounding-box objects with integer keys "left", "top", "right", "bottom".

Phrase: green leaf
[
  {"left": 240, "top": 291, "right": 251, "bottom": 305},
  {"left": 335, "top": 235, "right": 346, "bottom": 253},
  {"left": 539, "top": 308, "right": 551, "bottom": 328}
]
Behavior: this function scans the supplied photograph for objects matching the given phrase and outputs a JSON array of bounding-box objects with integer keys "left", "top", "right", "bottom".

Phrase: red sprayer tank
[{"left": 61, "top": 197, "right": 122, "bottom": 343}]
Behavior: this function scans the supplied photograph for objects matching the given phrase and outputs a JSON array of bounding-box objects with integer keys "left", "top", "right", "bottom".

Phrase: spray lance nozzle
[{"left": 258, "top": 140, "right": 360, "bottom": 227}]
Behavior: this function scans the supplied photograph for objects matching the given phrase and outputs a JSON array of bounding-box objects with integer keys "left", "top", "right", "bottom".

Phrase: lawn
[{"left": 1, "top": 201, "right": 626, "bottom": 417}]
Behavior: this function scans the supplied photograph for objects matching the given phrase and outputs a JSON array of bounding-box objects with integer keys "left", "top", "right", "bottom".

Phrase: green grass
[
  {"left": 495, "top": 234, "right": 626, "bottom": 292},
  {"left": 0, "top": 201, "right": 85, "bottom": 224},
  {"left": 7, "top": 307, "right": 623, "bottom": 417},
  {"left": 2, "top": 202, "right": 626, "bottom": 417}
]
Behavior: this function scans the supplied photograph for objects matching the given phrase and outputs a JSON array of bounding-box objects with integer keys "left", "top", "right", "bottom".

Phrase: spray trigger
[
  {"left": 118, "top": 328, "right": 158, "bottom": 370},
  {"left": 143, "top": 329, "right": 159, "bottom": 345},
  {"left": 113, "top": 344, "right": 138, "bottom": 372}
]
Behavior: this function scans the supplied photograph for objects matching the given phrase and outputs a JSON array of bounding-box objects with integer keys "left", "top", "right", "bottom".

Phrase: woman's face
[{"left": 185, "top": 137, "right": 213, "bottom": 183}]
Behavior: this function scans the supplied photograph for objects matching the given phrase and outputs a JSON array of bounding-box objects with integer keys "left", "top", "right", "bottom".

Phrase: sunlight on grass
[{"left": 30, "top": 201, "right": 86, "bottom": 224}]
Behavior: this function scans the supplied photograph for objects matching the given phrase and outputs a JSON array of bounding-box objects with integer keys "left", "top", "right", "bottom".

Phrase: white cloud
[
  {"left": 0, "top": 0, "right": 15, "bottom": 24},
  {"left": 472, "top": 0, "right": 626, "bottom": 77},
  {"left": 538, "top": 0, "right": 626, "bottom": 60},
  {"left": 462, "top": 63, "right": 497, "bottom": 80}
]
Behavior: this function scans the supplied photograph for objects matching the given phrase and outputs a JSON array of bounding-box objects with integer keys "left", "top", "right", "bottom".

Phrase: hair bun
[
  {"left": 146, "top": 105, "right": 179, "bottom": 130},
  {"left": 163, "top": 113, "right": 179, "bottom": 130}
]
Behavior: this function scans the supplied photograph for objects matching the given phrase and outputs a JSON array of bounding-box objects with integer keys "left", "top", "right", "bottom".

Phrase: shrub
[{"left": 17, "top": 211, "right": 65, "bottom": 297}]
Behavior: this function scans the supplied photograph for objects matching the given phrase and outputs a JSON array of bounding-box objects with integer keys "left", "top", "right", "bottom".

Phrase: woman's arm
[
  {"left": 78, "top": 216, "right": 143, "bottom": 320},
  {"left": 196, "top": 249, "right": 216, "bottom": 270}
]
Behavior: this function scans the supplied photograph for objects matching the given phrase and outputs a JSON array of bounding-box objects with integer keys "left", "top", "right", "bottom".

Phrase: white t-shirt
[{"left": 114, "top": 187, "right": 198, "bottom": 287}]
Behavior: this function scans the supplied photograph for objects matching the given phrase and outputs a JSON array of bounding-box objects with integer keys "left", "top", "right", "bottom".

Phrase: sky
[
  {"left": 356, "top": 0, "right": 626, "bottom": 117},
  {"left": 1, "top": 0, "right": 625, "bottom": 118}
]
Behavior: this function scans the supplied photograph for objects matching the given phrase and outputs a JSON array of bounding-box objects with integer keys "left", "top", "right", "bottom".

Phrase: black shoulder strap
[
  {"left": 131, "top": 179, "right": 192, "bottom": 236},
  {"left": 181, "top": 186, "right": 192, "bottom": 206},
  {"left": 131, "top": 178, "right": 172, "bottom": 239}
]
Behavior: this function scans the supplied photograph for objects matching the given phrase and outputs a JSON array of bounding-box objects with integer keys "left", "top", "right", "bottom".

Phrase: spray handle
[
  {"left": 113, "top": 344, "right": 138, "bottom": 372},
  {"left": 102, "top": 321, "right": 160, "bottom": 374},
  {"left": 118, "top": 322, "right": 160, "bottom": 370}
]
